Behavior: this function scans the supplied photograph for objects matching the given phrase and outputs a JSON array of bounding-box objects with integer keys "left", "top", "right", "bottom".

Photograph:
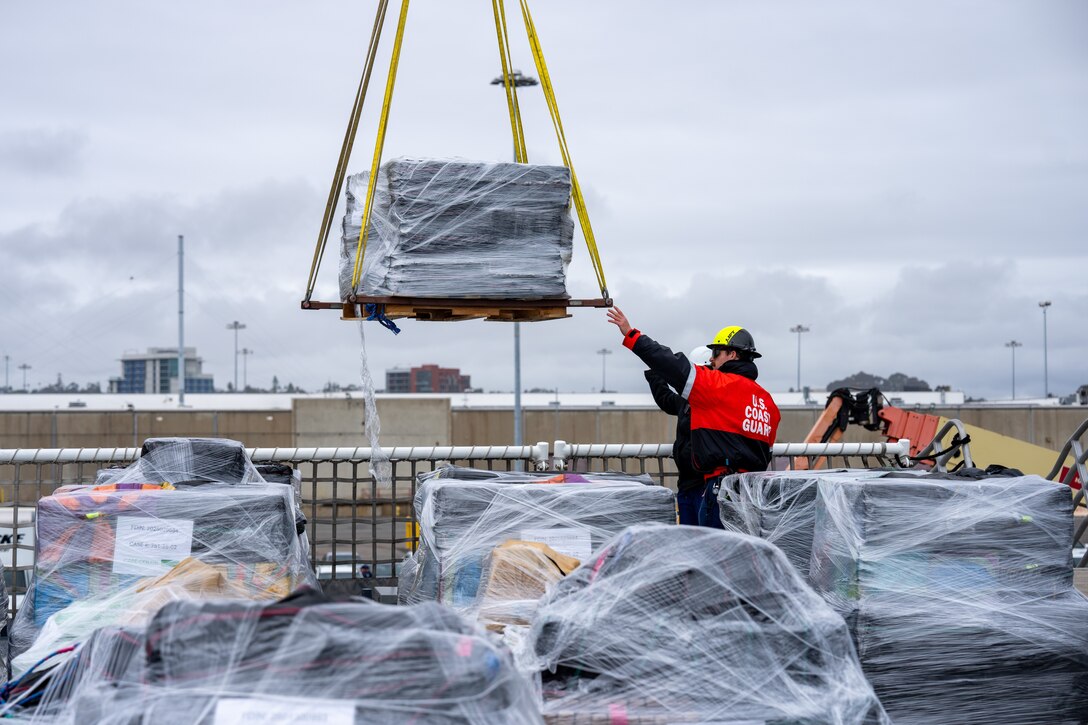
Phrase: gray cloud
[
  {"left": 0, "top": 1, "right": 1085, "bottom": 400},
  {"left": 0, "top": 128, "right": 87, "bottom": 176}
]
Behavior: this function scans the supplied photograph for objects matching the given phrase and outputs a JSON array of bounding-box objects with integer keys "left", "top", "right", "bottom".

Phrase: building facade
[
  {"left": 109, "top": 347, "right": 215, "bottom": 394},
  {"left": 385, "top": 365, "right": 471, "bottom": 393}
]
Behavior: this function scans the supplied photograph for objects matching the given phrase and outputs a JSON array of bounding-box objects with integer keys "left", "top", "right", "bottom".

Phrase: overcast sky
[{"left": 1, "top": 0, "right": 1085, "bottom": 400}]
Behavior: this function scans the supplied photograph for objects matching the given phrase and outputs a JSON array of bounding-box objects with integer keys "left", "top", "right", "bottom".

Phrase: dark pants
[
  {"left": 697, "top": 477, "right": 724, "bottom": 529},
  {"left": 676, "top": 488, "right": 702, "bottom": 526}
]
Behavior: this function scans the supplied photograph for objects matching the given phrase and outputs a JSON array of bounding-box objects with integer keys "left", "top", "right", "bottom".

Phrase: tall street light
[
  {"left": 226, "top": 321, "right": 246, "bottom": 392},
  {"left": 490, "top": 69, "right": 538, "bottom": 448},
  {"left": 1039, "top": 301, "right": 1051, "bottom": 398},
  {"left": 1005, "top": 340, "right": 1023, "bottom": 400},
  {"left": 790, "top": 325, "right": 810, "bottom": 393},
  {"left": 240, "top": 348, "right": 254, "bottom": 391},
  {"left": 597, "top": 348, "right": 612, "bottom": 393},
  {"left": 18, "top": 363, "right": 31, "bottom": 392}
]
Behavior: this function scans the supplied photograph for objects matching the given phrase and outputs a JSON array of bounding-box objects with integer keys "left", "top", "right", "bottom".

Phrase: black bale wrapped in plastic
[
  {"left": 340, "top": 158, "right": 575, "bottom": 300},
  {"left": 809, "top": 474, "right": 1088, "bottom": 724},
  {"left": 398, "top": 468, "right": 677, "bottom": 625},
  {"left": 526, "top": 523, "right": 888, "bottom": 725},
  {"left": 717, "top": 469, "right": 893, "bottom": 578},
  {"left": 29, "top": 590, "right": 543, "bottom": 725}
]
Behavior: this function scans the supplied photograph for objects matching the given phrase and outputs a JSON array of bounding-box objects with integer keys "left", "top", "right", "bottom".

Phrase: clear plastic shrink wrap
[
  {"left": 398, "top": 467, "right": 677, "bottom": 630},
  {"left": 525, "top": 523, "right": 888, "bottom": 725},
  {"left": 339, "top": 158, "right": 575, "bottom": 300},
  {"left": 96, "top": 437, "right": 266, "bottom": 486},
  {"left": 9, "top": 438, "right": 316, "bottom": 677},
  {"left": 809, "top": 474, "right": 1088, "bottom": 724},
  {"left": 0, "top": 568, "right": 6, "bottom": 686},
  {"left": 717, "top": 469, "right": 892, "bottom": 577},
  {"left": 28, "top": 590, "right": 543, "bottom": 725}
]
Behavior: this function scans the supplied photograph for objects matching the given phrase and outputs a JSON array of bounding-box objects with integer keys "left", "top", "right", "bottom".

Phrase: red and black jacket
[{"left": 623, "top": 329, "right": 781, "bottom": 475}]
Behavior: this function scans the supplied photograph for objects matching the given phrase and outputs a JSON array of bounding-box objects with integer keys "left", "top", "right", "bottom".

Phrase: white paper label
[
  {"left": 112, "top": 516, "right": 194, "bottom": 576},
  {"left": 214, "top": 698, "right": 355, "bottom": 725},
  {"left": 519, "top": 527, "right": 592, "bottom": 561}
]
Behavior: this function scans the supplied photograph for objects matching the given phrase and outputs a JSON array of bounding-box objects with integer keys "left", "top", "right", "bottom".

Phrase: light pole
[
  {"left": 240, "top": 349, "right": 254, "bottom": 391},
  {"left": 597, "top": 348, "right": 612, "bottom": 393},
  {"left": 790, "top": 325, "right": 810, "bottom": 393},
  {"left": 226, "top": 321, "right": 246, "bottom": 392},
  {"left": 490, "top": 69, "right": 539, "bottom": 448},
  {"left": 18, "top": 363, "right": 31, "bottom": 392},
  {"left": 1039, "top": 301, "right": 1051, "bottom": 398},
  {"left": 1005, "top": 340, "right": 1023, "bottom": 399}
]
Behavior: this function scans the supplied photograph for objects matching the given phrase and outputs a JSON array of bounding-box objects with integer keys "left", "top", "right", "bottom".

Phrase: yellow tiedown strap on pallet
[{"left": 349, "top": 0, "right": 412, "bottom": 294}]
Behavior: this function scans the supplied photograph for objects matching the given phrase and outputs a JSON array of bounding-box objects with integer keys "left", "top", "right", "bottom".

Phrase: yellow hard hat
[{"left": 708, "top": 326, "right": 761, "bottom": 359}]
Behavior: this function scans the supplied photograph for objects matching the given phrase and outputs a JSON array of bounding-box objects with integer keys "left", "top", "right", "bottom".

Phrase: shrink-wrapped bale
[
  {"left": 340, "top": 158, "right": 575, "bottom": 300},
  {"left": 9, "top": 439, "right": 316, "bottom": 677},
  {"left": 398, "top": 468, "right": 676, "bottom": 629},
  {"left": 96, "top": 437, "right": 264, "bottom": 486},
  {"left": 809, "top": 474, "right": 1088, "bottom": 724},
  {"left": 526, "top": 523, "right": 887, "bottom": 724},
  {"left": 29, "top": 590, "right": 542, "bottom": 725},
  {"left": 717, "top": 469, "right": 892, "bottom": 577}
]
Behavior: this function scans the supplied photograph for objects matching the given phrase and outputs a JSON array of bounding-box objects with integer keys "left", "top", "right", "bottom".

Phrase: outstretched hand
[{"left": 606, "top": 306, "right": 632, "bottom": 336}]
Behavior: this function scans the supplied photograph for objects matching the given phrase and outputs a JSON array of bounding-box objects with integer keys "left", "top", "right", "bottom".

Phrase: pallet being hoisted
[
  {"left": 302, "top": 295, "right": 611, "bottom": 323},
  {"left": 300, "top": 0, "right": 613, "bottom": 322}
]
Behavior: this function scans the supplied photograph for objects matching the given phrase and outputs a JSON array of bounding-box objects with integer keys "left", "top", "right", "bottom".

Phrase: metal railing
[{"left": 0, "top": 439, "right": 915, "bottom": 614}]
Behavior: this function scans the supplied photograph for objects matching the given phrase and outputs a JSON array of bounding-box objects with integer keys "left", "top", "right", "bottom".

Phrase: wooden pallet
[{"left": 301, "top": 296, "right": 612, "bottom": 322}]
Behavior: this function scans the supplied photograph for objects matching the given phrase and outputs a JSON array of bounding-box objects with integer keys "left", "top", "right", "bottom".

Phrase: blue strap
[{"left": 365, "top": 303, "right": 401, "bottom": 335}]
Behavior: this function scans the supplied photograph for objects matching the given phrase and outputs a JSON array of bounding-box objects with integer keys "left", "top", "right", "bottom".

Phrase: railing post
[
  {"left": 532, "top": 441, "right": 550, "bottom": 471},
  {"left": 552, "top": 440, "right": 568, "bottom": 471},
  {"left": 896, "top": 439, "right": 911, "bottom": 468}
]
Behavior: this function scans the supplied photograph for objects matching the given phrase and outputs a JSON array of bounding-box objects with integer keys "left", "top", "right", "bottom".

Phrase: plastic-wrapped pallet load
[
  {"left": 399, "top": 467, "right": 677, "bottom": 630},
  {"left": 26, "top": 590, "right": 543, "bottom": 725},
  {"left": 525, "top": 523, "right": 888, "bottom": 724},
  {"left": 809, "top": 474, "right": 1088, "bottom": 724},
  {"left": 96, "top": 437, "right": 266, "bottom": 486},
  {"left": 717, "top": 469, "right": 893, "bottom": 578},
  {"left": 340, "top": 158, "right": 575, "bottom": 300},
  {"left": 8, "top": 438, "right": 316, "bottom": 678}
]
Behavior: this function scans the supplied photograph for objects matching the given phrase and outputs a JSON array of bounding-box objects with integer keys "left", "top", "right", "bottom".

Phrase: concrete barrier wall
[
  {"left": 0, "top": 402, "right": 1083, "bottom": 455},
  {"left": 0, "top": 410, "right": 293, "bottom": 449}
]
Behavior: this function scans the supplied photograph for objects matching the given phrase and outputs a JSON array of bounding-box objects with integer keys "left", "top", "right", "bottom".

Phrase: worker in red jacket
[{"left": 607, "top": 306, "right": 781, "bottom": 528}]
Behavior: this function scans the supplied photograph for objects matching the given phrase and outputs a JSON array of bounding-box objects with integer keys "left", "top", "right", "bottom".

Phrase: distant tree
[
  {"left": 272, "top": 375, "right": 280, "bottom": 393},
  {"left": 826, "top": 371, "right": 931, "bottom": 392},
  {"left": 885, "top": 372, "right": 931, "bottom": 392}
]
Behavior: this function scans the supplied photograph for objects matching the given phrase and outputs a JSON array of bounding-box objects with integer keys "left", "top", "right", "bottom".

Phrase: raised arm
[{"left": 607, "top": 306, "right": 694, "bottom": 393}]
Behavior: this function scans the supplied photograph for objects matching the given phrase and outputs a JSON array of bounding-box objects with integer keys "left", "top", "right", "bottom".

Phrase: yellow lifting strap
[
  {"left": 350, "top": 0, "right": 412, "bottom": 293},
  {"left": 304, "top": 0, "right": 390, "bottom": 303},
  {"left": 492, "top": 0, "right": 528, "bottom": 164},
  {"left": 513, "top": 0, "right": 609, "bottom": 299}
]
